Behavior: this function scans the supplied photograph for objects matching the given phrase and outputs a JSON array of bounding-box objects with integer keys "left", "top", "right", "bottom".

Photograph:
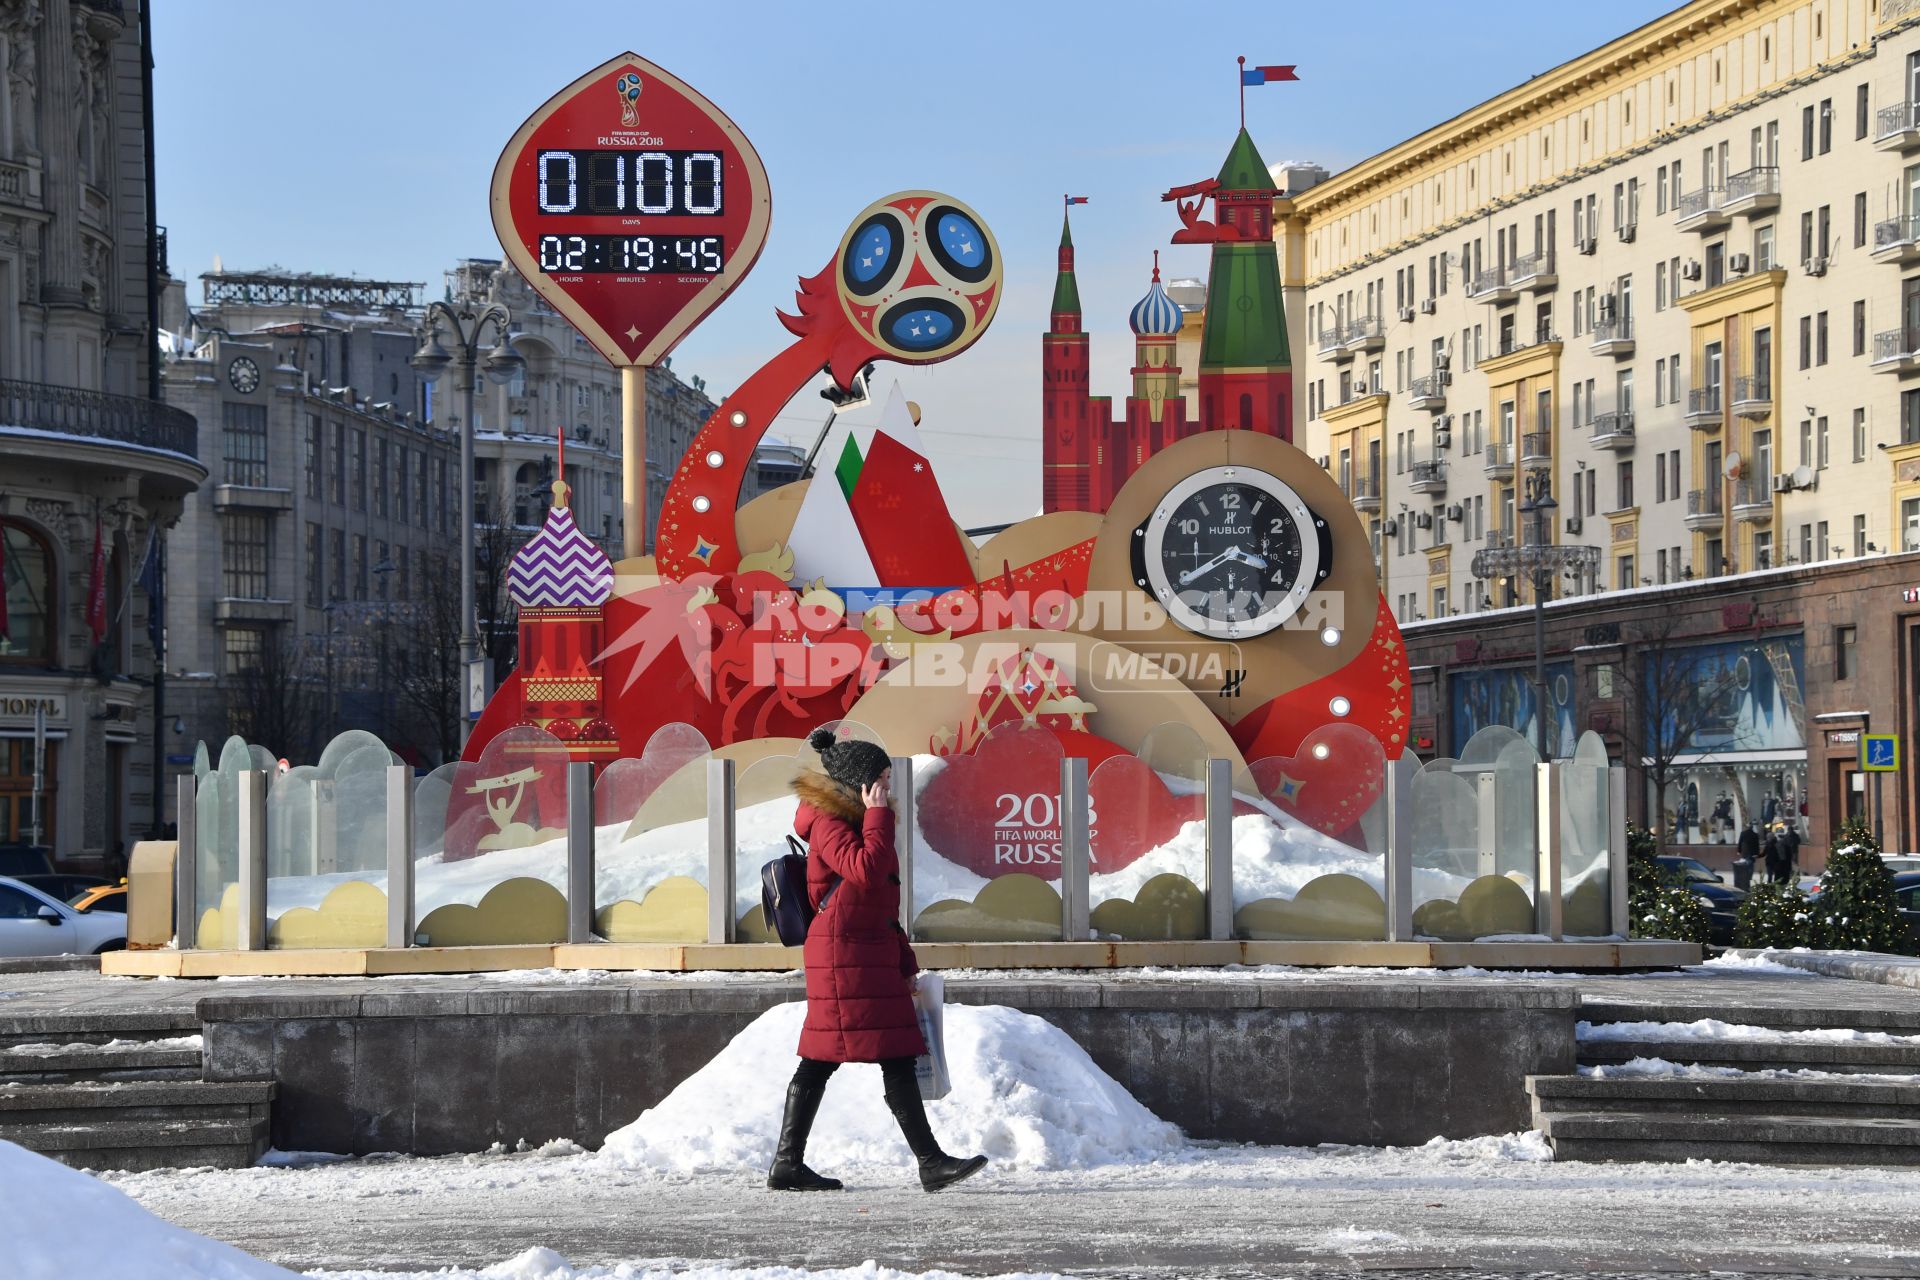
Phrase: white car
[{"left": 0, "top": 876, "right": 126, "bottom": 957}]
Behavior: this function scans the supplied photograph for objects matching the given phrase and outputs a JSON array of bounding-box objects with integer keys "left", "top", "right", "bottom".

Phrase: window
[
  {"left": 1754, "top": 223, "right": 1774, "bottom": 270},
  {"left": 1800, "top": 418, "right": 1814, "bottom": 467},
  {"left": 1656, "top": 452, "right": 1668, "bottom": 503},
  {"left": 396, "top": 449, "right": 410, "bottom": 524},
  {"left": 1655, "top": 357, "right": 1667, "bottom": 405},
  {"left": 1818, "top": 519, "right": 1830, "bottom": 559},
  {"left": 1618, "top": 554, "right": 1636, "bottom": 590},
  {"left": 352, "top": 534, "right": 367, "bottom": 601},
  {"left": 1800, "top": 210, "right": 1813, "bottom": 264},
  {"left": 221, "top": 402, "right": 268, "bottom": 487},
  {"left": 1858, "top": 84, "right": 1871, "bottom": 140},
  {"left": 329, "top": 528, "right": 345, "bottom": 602},
  {"left": 1706, "top": 241, "right": 1725, "bottom": 288},
  {"left": 1704, "top": 341, "right": 1723, "bottom": 404},
  {"left": 1855, "top": 407, "right": 1869, "bottom": 460},
  {"left": 0, "top": 519, "right": 54, "bottom": 663},
  {"left": 328, "top": 423, "right": 345, "bottom": 505},
  {"left": 1855, "top": 513, "right": 1869, "bottom": 556},
  {"left": 1656, "top": 548, "right": 1669, "bottom": 584},
  {"left": 1837, "top": 625, "right": 1858, "bottom": 679},
  {"left": 1817, "top": 311, "right": 1830, "bottom": 366},
  {"left": 350, "top": 430, "right": 366, "bottom": 511},
  {"left": 373, "top": 440, "right": 389, "bottom": 519},
  {"left": 1656, "top": 165, "right": 1668, "bottom": 214},
  {"left": 1617, "top": 460, "right": 1634, "bottom": 509},
  {"left": 1905, "top": 389, "right": 1920, "bottom": 444},
  {"left": 1753, "top": 327, "right": 1772, "bottom": 398},
  {"left": 1803, "top": 104, "right": 1815, "bottom": 160},
  {"left": 304, "top": 416, "right": 322, "bottom": 501},
  {"left": 223, "top": 627, "right": 263, "bottom": 677},
  {"left": 1754, "top": 529, "right": 1772, "bottom": 570},
  {"left": 1908, "top": 497, "right": 1920, "bottom": 552},
  {"left": 1818, "top": 415, "right": 1830, "bottom": 468},
  {"left": 1820, "top": 98, "right": 1833, "bottom": 155},
  {"left": 222, "top": 514, "right": 271, "bottom": 600},
  {"left": 304, "top": 522, "right": 322, "bottom": 609},
  {"left": 1656, "top": 265, "right": 1667, "bottom": 311},
  {"left": 1799, "top": 315, "right": 1812, "bottom": 370},
  {"left": 1854, "top": 300, "right": 1867, "bottom": 357},
  {"left": 1669, "top": 449, "right": 1682, "bottom": 501},
  {"left": 1856, "top": 192, "right": 1869, "bottom": 248}
]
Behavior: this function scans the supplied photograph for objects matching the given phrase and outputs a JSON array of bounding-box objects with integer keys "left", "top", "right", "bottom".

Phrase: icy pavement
[{"left": 105, "top": 1139, "right": 1920, "bottom": 1278}]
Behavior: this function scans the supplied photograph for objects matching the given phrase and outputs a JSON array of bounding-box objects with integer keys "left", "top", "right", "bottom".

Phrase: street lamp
[
  {"left": 1470, "top": 466, "right": 1600, "bottom": 761},
  {"left": 411, "top": 302, "right": 521, "bottom": 748}
]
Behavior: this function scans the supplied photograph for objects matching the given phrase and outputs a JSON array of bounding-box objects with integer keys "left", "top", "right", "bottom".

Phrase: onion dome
[
  {"left": 508, "top": 479, "right": 613, "bottom": 608},
  {"left": 1128, "top": 252, "right": 1182, "bottom": 337}
]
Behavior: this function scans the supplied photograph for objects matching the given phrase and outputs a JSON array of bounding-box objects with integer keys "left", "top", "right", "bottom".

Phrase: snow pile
[
  {"left": 599, "top": 1002, "right": 1183, "bottom": 1174},
  {"left": 0, "top": 1137, "right": 296, "bottom": 1279},
  {"left": 1580, "top": 1056, "right": 1920, "bottom": 1083},
  {"left": 310, "top": 1252, "right": 1067, "bottom": 1280},
  {"left": 1701, "top": 952, "right": 1819, "bottom": 975},
  {"left": 1412, "top": 1130, "right": 1554, "bottom": 1163},
  {"left": 1579, "top": 1018, "right": 1920, "bottom": 1045}
]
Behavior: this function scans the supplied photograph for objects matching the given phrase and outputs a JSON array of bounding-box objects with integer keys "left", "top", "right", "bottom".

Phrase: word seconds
[
  {"left": 536, "top": 149, "right": 722, "bottom": 216},
  {"left": 537, "top": 234, "right": 725, "bottom": 276}
]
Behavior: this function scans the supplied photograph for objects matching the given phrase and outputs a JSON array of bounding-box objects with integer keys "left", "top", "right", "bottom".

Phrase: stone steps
[
  {"left": 1531, "top": 1073, "right": 1920, "bottom": 1120},
  {"left": 1580, "top": 999, "right": 1920, "bottom": 1035},
  {"left": 1535, "top": 1109, "right": 1920, "bottom": 1165},
  {"left": 5, "top": 1116, "right": 271, "bottom": 1172},
  {"left": 0, "top": 1079, "right": 272, "bottom": 1129},
  {"left": 0, "top": 1041, "right": 203, "bottom": 1084},
  {"left": 0, "top": 1015, "right": 200, "bottom": 1052},
  {"left": 1578, "top": 1037, "right": 1920, "bottom": 1075}
]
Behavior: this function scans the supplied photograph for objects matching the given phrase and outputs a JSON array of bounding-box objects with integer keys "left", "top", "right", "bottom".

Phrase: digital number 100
[{"left": 536, "top": 149, "right": 722, "bottom": 216}]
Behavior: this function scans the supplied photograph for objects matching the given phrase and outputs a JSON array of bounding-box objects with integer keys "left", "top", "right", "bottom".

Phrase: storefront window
[{"left": 0, "top": 520, "right": 55, "bottom": 664}]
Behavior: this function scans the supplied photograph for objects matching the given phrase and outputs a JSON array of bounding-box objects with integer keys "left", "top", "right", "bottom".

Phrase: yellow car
[{"left": 69, "top": 882, "right": 127, "bottom": 914}]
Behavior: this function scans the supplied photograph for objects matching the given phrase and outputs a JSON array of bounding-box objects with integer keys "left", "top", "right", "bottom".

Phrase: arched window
[
  {"left": 1238, "top": 393, "right": 1253, "bottom": 428},
  {"left": 0, "top": 519, "right": 56, "bottom": 664}
]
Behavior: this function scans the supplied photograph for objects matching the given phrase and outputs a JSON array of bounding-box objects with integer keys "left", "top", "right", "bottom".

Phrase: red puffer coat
[{"left": 792, "top": 770, "right": 926, "bottom": 1063}]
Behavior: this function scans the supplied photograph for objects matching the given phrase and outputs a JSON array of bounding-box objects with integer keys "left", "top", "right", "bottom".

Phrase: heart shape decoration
[{"left": 1248, "top": 721, "right": 1386, "bottom": 839}]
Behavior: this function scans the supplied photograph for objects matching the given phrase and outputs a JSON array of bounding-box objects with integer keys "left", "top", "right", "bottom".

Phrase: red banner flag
[
  {"left": 0, "top": 522, "right": 9, "bottom": 641},
  {"left": 85, "top": 519, "right": 107, "bottom": 644}
]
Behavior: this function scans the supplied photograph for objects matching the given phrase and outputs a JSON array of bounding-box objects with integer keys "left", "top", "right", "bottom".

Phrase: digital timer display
[
  {"left": 537, "top": 233, "right": 725, "bottom": 275},
  {"left": 534, "top": 149, "right": 724, "bottom": 217}
]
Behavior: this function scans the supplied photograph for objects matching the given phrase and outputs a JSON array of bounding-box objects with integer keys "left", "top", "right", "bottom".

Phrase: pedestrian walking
[
  {"left": 1733, "top": 822, "right": 1759, "bottom": 891},
  {"left": 767, "top": 727, "right": 988, "bottom": 1194},
  {"left": 1762, "top": 823, "right": 1789, "bottom": 884}
]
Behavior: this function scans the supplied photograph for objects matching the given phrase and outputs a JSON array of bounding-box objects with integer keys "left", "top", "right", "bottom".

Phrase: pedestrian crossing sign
[{"left": 1861, "top": 734, "right": 1900, "bottom": 772}]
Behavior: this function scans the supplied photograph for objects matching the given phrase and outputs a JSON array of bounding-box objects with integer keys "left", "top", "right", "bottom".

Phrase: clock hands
[{"left": 1177, "top": 544, "right": 1268, "bottom": 587}]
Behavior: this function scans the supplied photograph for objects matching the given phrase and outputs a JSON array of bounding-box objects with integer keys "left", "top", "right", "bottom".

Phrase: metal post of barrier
[
  {"left": 1535, "top": 761, "right": 1564, "bottom": 940},
  {"left": 891, "top": 756, "right": 914, "bottom": 935},
  {"left": 1475, "top": 770, "right": 1499, "bottom": 878},
  {"left": 1060, "top": 756, "right": 1090, "bottom": 942},
  {"left": 1385, "top": 756, "right": 1415, "bottom": 942},
  {"left": 237, "top": 769, "right": 267, "bottom": 951},
  {"left": 385, "top": 765, "right": 415, "bottom": 949},
  {"left": 1204, "top": 758, "right": 1234, "bottom": 940},
  {"left": 566, "top": 761, "right": 595, "bottom": 944},
  {"left": 173, "top": 773, "right": 196, "bottom": 949},
  {"left": 707, "top": 757, "right": 736, "bottom": 944},
  {"left": 314, "top": 777, "right": 338, "bottom": 876},
  {"left": 1608, "top": 764, "right": 1629, "bottom": 939}
]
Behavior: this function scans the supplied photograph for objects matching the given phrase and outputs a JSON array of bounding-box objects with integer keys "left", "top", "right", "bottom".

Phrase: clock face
[
  {"left": 227, "top": 356, "right": 260, "bottom": 394},
  {"left": 1132, "top": 466, "right": 1330, "bottom": 639}
]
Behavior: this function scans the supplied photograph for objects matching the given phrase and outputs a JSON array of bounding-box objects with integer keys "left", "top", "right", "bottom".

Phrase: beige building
[
  {"left": 0, "top": 0, "right": 200, "bottom": 867},
  {"left": 1284, "top": 0, "right": 1920, "bottom": 624}
]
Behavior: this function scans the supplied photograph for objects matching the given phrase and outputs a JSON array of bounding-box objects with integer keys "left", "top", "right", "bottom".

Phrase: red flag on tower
[{"left": 85, "top": 518, "right": 107, "bottom": 644}]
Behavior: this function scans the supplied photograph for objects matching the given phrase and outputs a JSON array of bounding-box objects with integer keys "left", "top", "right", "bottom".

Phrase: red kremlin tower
[{"left": 1041, "top": 128, "right": 1293, "bottom": 514}]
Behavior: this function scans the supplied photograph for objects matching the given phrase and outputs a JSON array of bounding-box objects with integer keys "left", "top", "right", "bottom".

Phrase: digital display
[
  {"left": 537, "top": 233, "right": 725, "bottom": 275},
  {"left": 535, "top": 149, "right": 724, "bottom": 217}
]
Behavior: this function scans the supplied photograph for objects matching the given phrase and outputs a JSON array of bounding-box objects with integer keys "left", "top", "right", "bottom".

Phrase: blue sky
[{"left": 154, "top": 0, "right": 1677, "bottom": 524}]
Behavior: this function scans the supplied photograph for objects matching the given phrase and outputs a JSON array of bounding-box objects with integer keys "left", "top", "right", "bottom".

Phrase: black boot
[
  {"left": 884, "top": 1077, "right": 987, "bottom": 1193},
  {"left": 768, "top": 1076, "right": 842, "bottom": 1191}
]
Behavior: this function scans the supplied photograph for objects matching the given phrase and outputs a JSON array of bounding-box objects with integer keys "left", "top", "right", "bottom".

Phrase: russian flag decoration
[
  {"left": 85, "top": 518, "right": 107, "bottom": 645},
  {"left": 1241, "top": 64, "right": 1298, "bottom": 86}
]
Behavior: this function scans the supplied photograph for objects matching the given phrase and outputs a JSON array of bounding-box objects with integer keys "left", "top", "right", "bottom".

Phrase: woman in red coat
[{"left": 768, "top": 728, "right": 987, "bottom": 1194}]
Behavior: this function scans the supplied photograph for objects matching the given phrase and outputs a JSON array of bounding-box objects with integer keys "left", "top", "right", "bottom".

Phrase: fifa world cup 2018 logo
[{"left": 615, "top": 72, "right": 642, "bottom": 129}]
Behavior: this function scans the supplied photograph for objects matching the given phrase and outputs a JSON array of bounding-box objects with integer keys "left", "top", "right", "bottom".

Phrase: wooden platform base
[{"left": 102, "top": 938, "right": 1700, "bottom": 978}]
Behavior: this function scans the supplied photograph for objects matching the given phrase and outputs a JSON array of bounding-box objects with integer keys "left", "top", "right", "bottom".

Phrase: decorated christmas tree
[
  {"left": 1803, "top": 817, "right": 1912, "bottom": 954},
  {"left": 1732, "top": 878, "right": 1811, "bottom": 950},
  {"left": 1626, "top": 822, "right": 1709, "bottom": 945}
]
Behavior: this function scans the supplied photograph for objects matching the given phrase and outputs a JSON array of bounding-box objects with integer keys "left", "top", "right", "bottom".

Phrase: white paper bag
[{"left": 911, "top": 973, "right": 951, "bottom": 1101}]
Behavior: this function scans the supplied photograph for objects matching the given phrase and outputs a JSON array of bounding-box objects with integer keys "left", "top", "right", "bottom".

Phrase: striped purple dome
[{"left": 509, "top": 504, "right": 612, "bottom": 608}]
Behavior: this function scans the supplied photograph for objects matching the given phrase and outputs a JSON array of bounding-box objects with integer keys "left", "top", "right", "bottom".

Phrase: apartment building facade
[{"left": 1278, "top": 0, "right": 1920, "bottom": 854}]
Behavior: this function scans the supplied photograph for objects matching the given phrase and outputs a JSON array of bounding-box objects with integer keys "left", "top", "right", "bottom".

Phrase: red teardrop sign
[{"left": 490, "top": 53, "right": 771, "bottom": 368}]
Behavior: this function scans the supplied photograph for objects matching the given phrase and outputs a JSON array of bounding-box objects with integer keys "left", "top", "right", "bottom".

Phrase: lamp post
[
  {"left": 410, "top": 303, "right": 522, "bottom": 748},
  {"left": 1470, "top": 465, "right": 1599, "bottom": 761}
]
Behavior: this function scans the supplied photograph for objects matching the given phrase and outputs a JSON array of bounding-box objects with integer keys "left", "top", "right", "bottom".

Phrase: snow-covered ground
[{"left": 310, "top": 1256, "right": 1064, "bottom": 1280}]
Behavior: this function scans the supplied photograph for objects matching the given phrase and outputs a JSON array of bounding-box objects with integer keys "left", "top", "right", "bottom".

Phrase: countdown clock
[
  {"left": 1129, "top": 465, "right": 1333, "bottom": 639},
  {"left": 489, "top": 53, "right": 771, "bottom": 368}
]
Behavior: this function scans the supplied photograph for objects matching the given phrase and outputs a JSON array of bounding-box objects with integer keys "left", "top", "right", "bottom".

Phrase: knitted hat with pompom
[{"left": 807, "top": 727, "right": 891, "bottom": 791}]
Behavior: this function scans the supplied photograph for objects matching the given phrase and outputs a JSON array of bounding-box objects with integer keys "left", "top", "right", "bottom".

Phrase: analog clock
[
  {"left": 227, "top": 356, "right": 260, "bottom": 393},
  {"left": 1130, "top": 465, "right": 1333, "bottom": 639}
]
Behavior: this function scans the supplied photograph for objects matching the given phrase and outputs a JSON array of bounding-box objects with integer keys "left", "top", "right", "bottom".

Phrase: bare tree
[
  {"left": 223, "top": 628, "right": 322, "bottom": 763},
  {"left": 390, "top": 555, "right": 464, "bottom": 764}
]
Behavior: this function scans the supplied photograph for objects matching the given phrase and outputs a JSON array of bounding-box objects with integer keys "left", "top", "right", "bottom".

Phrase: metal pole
[
  {"left": 1608, "top": 764, "right": 1629, "bottom": 939},
  {"left": 1535, "top": 762, "right": 1564, "bottom": 940},
  {"left": 621, "top": 364, "right": 647, "bottom": 560},
  {"left": 566, "top": 761, "right": 595, "bottom": 944},
  {"left": 173, "top": 773, "right": 196, "bottom": 948},
  {"left": 457, "top": 354, "right": 478, "bottom": 748},
  {"left": 385, "top": 765, "right": 415, "bottom": 949},
  {"left": 236, "top": 769, "right": 266, "bottom": 951},
  {"left": 706, "top": 757, "right": 736, "bottom": 945},
  {"left": 1204, "top": 758, "right": 1234, "bottom": 940},
  {"left": 1385, "top": 756, "right": 1415, "bottom": 942},
  {"left": 1533, "top": 579, "right": 1548, "bottom": 761},
  {"left": 148, "top": 530, "right": 167, "bottom": 838},
  {"left": 891, "top": 756, "right": 915, "bottom": 935},
  {"left": 1059, "top": 757, "right": 1090, "bottom": 942}
]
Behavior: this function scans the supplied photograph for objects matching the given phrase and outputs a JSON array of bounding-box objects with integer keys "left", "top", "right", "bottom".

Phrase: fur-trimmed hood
[{"left": 793, "top": 768, "right": 864, "bottom": 824}]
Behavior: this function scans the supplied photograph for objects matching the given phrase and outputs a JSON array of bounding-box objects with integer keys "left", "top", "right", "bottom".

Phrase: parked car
[
  {"left": 1656, "top": 855, "right": 1726, "bottom": 886},
  {"left": 68, "top": 883, "right": 127, "bottom": 914},
  {"left": 1657, "top": 856, "right": 1743, "bottom": 944},
  {"left": 0, "top": 844, "right": 54, "bottom": 878},
  {"left": 1881, "top": 855, "right": 1920, "bottom": 875},
  {"left": 15, "top": 873, "right": 108, "bottom": 904},
  {"left": 1893, "top": 871, "right": 1920, "bottom": 945},
  {"left": 0, "top": 876, "right": 126, "bottom": 957}
]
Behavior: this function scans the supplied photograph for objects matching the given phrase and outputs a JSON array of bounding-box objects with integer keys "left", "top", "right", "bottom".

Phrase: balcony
[
  {"left": 1342, "top": 315, "right": 1386, "bottom": 354},
  {"left": 0, "top": 377, "right": 204, "bottom": 494},
  {"left": 1590, "top": 410, "right": 1635, "bottom": 450},
  {"left": 1589, "top": 316, "right": 1634, "bottom": 358},
  {"left": 1685, "top": 387, "right": 1723, "bottom": 430},
  {"left": 1349, "top": 471, "right": 1382, "bottom": 513},
  {"left": 1485, "top": 527, "right": 1515, "bottom": 550},
  {"left": 212, "top": 484, "right": 294, "bottom": 513},
  {"left": 1674, "top": 185, "right": 1729, "bottom": 233},
  {"left": 1684, "top": 488, "right": 1724, "bottom": 532},
  {"left": 1875, "top": 101, "right": 1920, "bottom": 152},
  {"left": 214, "top": 597, "right": 295, "bottom": 625},
  {"left": 1317, "top": 326, "right": 1353, "bottom": 363},
  {"left": 1407, "top": 460, "right": 1447, "bottom": 495},
  {"left": 1730, "top": 374, "right": 1773, "bottom": 420},
  {"left": 1508, "top": 250, "right": 1557, "bottom": 292},
  {"left": 1732, "top": 478, "right": 1774, "bottom": 524},
  {"left": 1467, "top": 267, "right": 1517, "bottom": 304},
  {"left": 1872, "top": 329, "right": 1920, "bottom": 374},
  {"left": 1406, "top": 373, "right": 1447, "bottom": 412},
  {"left": 1872, "top": 214, "right": 1920, "bottom": 264},
  {"left": 1520, "top": 431, "right": 1553, "bottom": 465},
  {"left": 1483, "top": 441, "right": 1515, "bottom": 479},
  {"left": 1721, "top": 167, "right": 1780, "bottom": 217}
]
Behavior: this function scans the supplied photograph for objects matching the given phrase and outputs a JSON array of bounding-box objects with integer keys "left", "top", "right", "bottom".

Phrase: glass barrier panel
[
  {"left": 1238, "top": 723, "right": 1390, "bottom": 940},
  {"left": 733, "top": 752, "right": 801, "bottom": 944},
  {"left": 910, "top": 723, "right": 1064, "bottom": 943},
  {"left": 593, "top": 724, "right": 710, "bottom": 943},
  {"left": 1560, "top": 732, "right": 1613, "bottom": 938},
  {"left": 1087, "top": 723, "right": 1207, "bottom": 941},
  {"left": 413, "top": 726, "right": 571, "bottom": 946},
  {"left": 1408, "top": 731, "right": 1542, "bottom": 940},
  {"left": 266, "top": 733, "right": 395, "bottom": 949},
  {"left": 192, "top": 736, "right": 252, "bottom": 949}
]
